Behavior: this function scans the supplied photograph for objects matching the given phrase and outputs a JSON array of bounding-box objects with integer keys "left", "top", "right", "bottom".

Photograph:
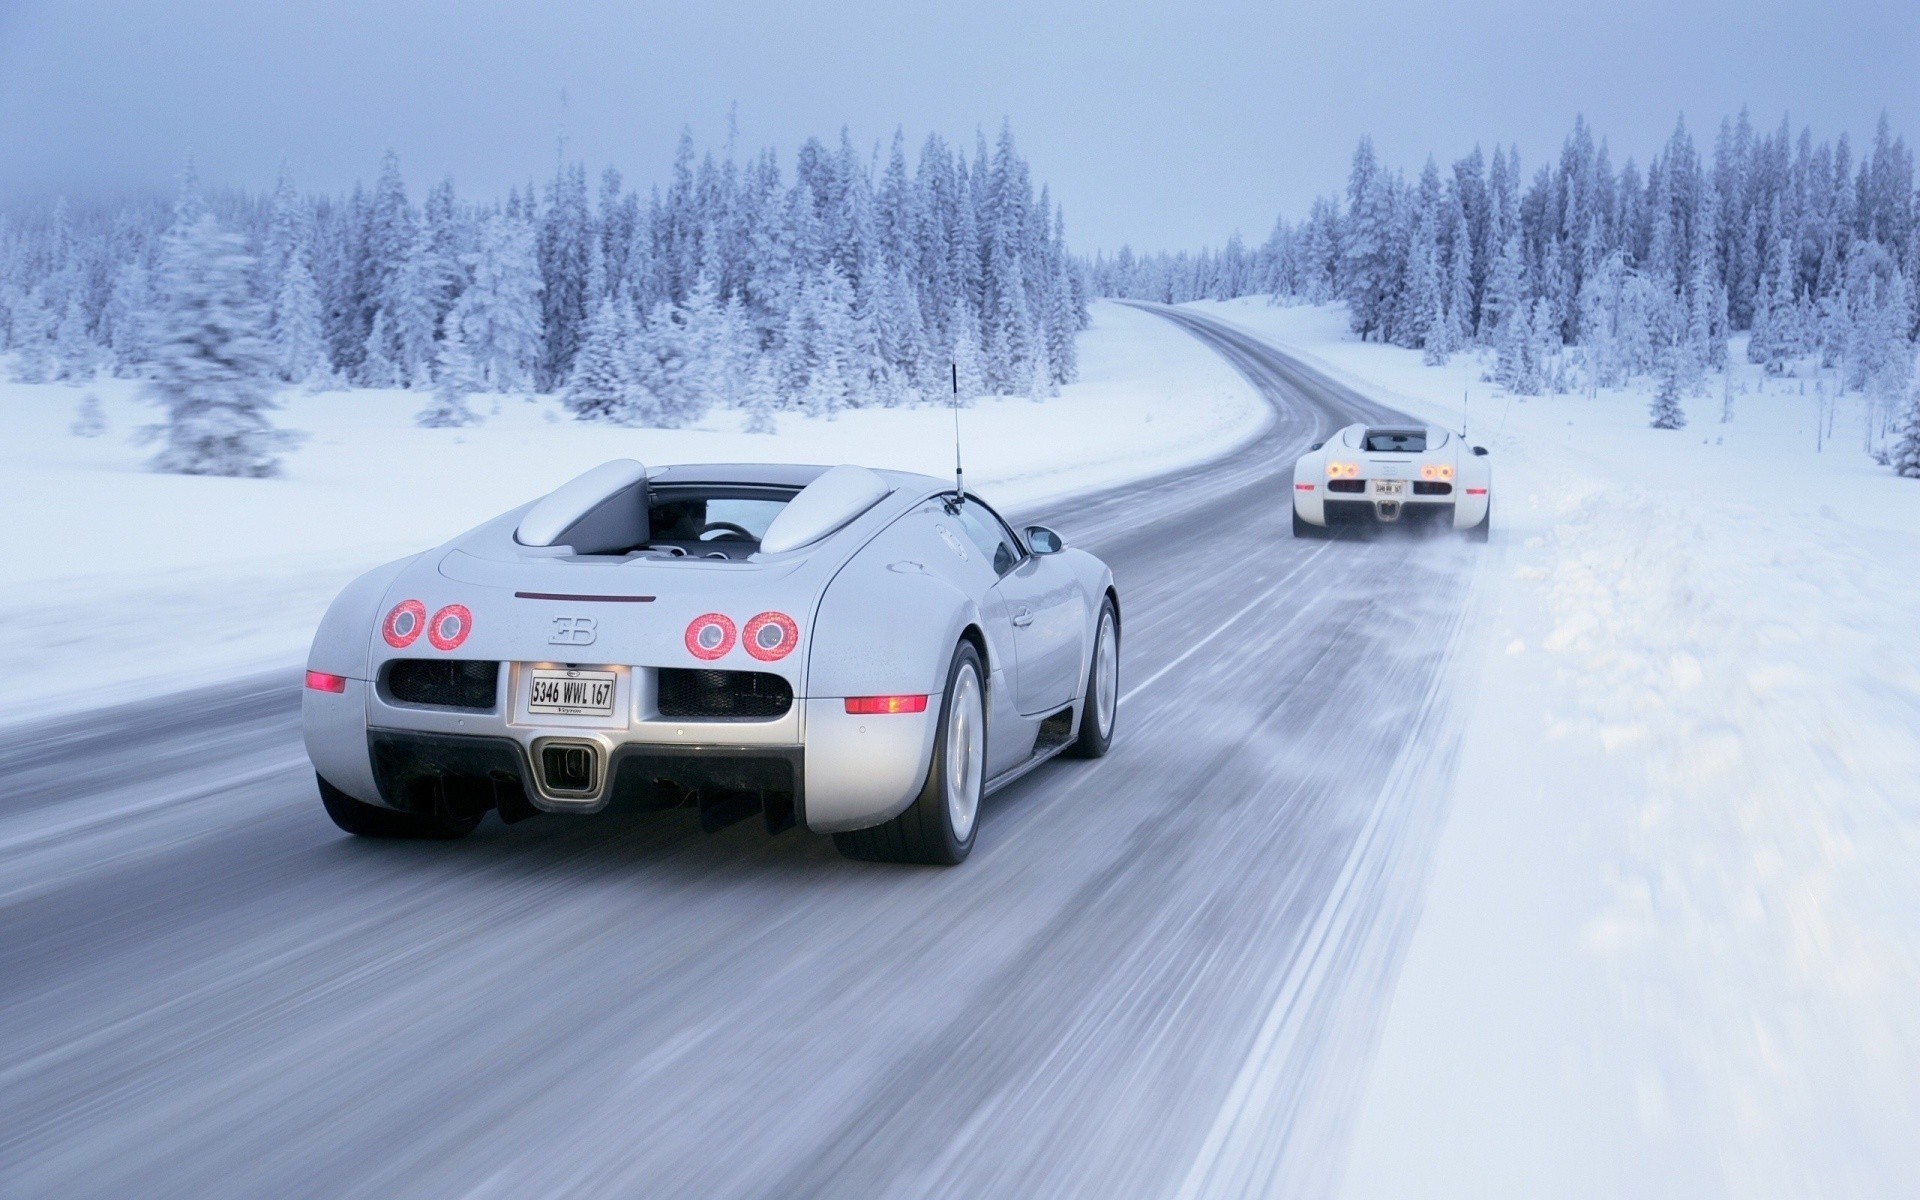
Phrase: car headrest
[
  {"left": 516, "top": 459, "right": 650, "bottom": 554},
  {"left": 759, "top": 464, "right": 892, "bottom": 554}
]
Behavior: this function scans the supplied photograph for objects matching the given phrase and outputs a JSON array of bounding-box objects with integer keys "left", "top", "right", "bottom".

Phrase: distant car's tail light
[
  {"left": 845, "top": 695, "right": 929, "bottom": 715},
  {"left": 305, "top": 670, "right": 348, "bottom": 693},
  {"left": 1420, "top": 463, "right": 1455, "bottom": 481},
  {"left": 744, "top": 612, "right": 799, "bottom": 662},
  {"left": 686, "top": 613, "right": 737, "bottom": 661},
  {"left": 1465, "top": 487, "right": 1487, "bottom": 495},
  {"left": 427, "top": 604, "right": 473, "bottom": 651},
  {"left": 1437, "top": 464, "right": 1455, "bottom": 481},
  {"left": 1295, "top": 482, "right": 1316, "bottom": 491},
  {"left": 382, "top": 599, "right": 426, "bottom": 648},
  {"left": 1326, "top": 461, "right": 1359, "bottom": 479}
]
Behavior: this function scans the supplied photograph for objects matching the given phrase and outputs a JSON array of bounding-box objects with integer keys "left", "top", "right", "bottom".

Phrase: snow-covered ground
[
  {"left": 0, "top": 299, "right": 1265, "bottom": 726},
  {"left": 1186, "top": 298, "right": 1920, "bottom": 1199}
]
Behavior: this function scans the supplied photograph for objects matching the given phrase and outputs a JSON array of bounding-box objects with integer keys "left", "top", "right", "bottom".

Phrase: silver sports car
[{"left": 302, "top": 460, "right": 1120, "bottom": 864}]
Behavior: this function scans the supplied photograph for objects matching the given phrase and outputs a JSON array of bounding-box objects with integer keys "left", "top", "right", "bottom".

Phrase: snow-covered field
[
  {"left": 0, "top": 299, "right": 1265, "bottom": 726},
  {"left": 1185, "top": 298, "right": 1920, "bottom": 1199}
]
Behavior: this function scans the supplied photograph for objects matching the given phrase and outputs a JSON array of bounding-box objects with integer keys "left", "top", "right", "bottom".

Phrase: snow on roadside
[
  {"left": 1186, "top": 298, "right": 1920, "bottom": 1198},
  {"left": 0, "top": 299, "right": 1265, "bottom": 726}
]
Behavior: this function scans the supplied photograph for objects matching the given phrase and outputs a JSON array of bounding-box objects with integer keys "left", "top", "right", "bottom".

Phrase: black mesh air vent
[
  {"left": 656, "top": 669, "right": 793, "bottom": 720},
  {"left": 386, "top": 659, "right": 500, "bottom": 710}
]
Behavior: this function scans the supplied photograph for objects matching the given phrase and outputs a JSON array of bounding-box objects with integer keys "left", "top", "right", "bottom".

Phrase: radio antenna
[{"left": 949, "top": 362, "right": 965, "bottom": 509}]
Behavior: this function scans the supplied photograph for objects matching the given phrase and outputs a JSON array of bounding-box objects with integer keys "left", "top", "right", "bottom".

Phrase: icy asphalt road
[{"left": 0, "top": 306, "right": 1479, "bottom": 1199}]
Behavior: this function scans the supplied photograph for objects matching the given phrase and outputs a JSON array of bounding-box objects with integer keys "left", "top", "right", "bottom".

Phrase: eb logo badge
[{"left": 549, "top": 616, "right": 598, "bottom": 646}]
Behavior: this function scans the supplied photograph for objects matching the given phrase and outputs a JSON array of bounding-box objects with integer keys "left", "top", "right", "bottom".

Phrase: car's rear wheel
[
  {"left": 1465, "top": 499, "right": 1491, "bottom": 543},
  {"left": 833, "top": 642, "right": 985, "bottom": 866},
  {"left": 1070, "top": 598, "right": 1119, "bottom": 758},
  {"left": 1292, "top": 506, "right": 1326, "bottom": 539},
  {"left": 317, "top": 774, "right": 483, "bottom": 839}
]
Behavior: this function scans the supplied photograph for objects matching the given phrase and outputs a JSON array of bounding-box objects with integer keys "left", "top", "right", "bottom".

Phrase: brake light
[
  {"left": 1326, "top": 461, "right": 1359, "bottom": 479},
  {"left": 1465, "top": 487, "right": 1487, "bottom": 495},
  {"left": 1420, "top": 464, "right": 1456, "bottom": 482},
  {"left": 305, "top": 670, "right": 348, "bottom": 693},
  {"left": 744, "top": 611, "right": 799, "bottom": 662},
  {"left": 845, "top": 695, "right": 928, "bottom": 715},
  {"left": 1295, "top": 482, "right": 1316, "bottom": 491}
]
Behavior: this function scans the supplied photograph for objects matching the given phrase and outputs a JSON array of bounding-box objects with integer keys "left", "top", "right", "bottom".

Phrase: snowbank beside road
[
  {"left": 1185, "top": 298, "right": 1920, "bottom": 1199},
  {"left": 0, "top": 299, "right": 1265, "bottom": 725}
]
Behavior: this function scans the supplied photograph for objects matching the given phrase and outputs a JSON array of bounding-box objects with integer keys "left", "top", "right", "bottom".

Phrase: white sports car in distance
[
  {"left": 1291, "top": 424, "right": 1490, "bottom": 540},
  {"left": 303, "top": 460, "right": 1121, "bottom": 865}
]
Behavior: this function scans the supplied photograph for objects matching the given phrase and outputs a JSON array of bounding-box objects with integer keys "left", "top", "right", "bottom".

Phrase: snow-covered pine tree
[
  {"left": 1650, "top": 345, "right": 1688, "bottom": 429},
  {"left": 104, "top": 263, "right": 153, "bottom": 377},
  {"left": 8, "top": 290, "right": 54, "bottom": 383},
  {"left": 563, "top": 297, "right": 635, "bottom": 421},
  {"left": 742, "top": 355, "right": 780, "bottom": 434},
  {"left": 1343, "top": 138, "right": 1399, "bottom": 340},
  {"left": 53, "top": 293, "right": 98, "bottom": 381},
  {"left": 458, "top": 213, "right": 544, "bottom": 391},
  {"left": 360, "top": 311, "right": 399, "bottom": 387},
  {"left": 1889, "top": 378, "right": 1920, "bottom": 478},
  {"left": 142, "top": 212, "right": 301, "bottom": 477},
  {"left": 272, "top": 251, "right": 329, "bottom": 385},
  {"left": 1445, "top": 204, "right": 1473, "bottom": 351},
  {"left": 417, "top": 319, "right": 481, "bottom": 428}
]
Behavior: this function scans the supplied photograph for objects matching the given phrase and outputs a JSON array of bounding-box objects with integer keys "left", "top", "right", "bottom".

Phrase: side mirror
[
  {"left": 1025, "top": 525, "right": 1065, "bottom": 555},
  {"left": 1472, "top": 445, "right": 1489, "bottom": 457},
  {"left": 1309, "top": 442, "right": 1324, "bottom": 451}
]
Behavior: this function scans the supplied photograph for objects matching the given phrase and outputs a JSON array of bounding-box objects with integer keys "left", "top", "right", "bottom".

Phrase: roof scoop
[
  {"left": 516, "top": 459, "right": 650, "bottom": 553},
  {"left": 759, "top": 464, "right": 892, "bottom": 554}
]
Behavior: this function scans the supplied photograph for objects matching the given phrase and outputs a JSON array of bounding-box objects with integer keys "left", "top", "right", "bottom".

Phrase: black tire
[
  {"left": 317, "top": 774, "right": 483, "bottom": 839},
  {"left": 1069, "top": 598, "right": 1119, "bottom": 758},
  {"left": 1465, "top": 499, "right": 1491, "bottom": 543},
  {"left": 1292, "top": 506, "right": 1327, "bottom": 539},
  {"left": 833, "top": 642, "right": 986, "bottom": 866}
]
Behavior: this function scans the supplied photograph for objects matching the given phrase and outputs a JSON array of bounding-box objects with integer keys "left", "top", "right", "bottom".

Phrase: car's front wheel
[
  {"left": 833, "top": 641, "right": 986, "bottom": 866},
  {"left": 317, "top": 774, "right": 483, "bottom": 839}
]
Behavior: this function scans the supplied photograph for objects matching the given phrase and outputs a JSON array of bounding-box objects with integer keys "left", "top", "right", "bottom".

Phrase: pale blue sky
[{"left": 0, "top": 0, "right": 1914, "bottom": 250}]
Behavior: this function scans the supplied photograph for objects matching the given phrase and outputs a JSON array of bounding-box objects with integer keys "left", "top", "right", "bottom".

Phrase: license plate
[
  {"left": 1373, "top": 479, "right": 1406, "bottom": 497},
  {"left": 526, "top": 669, "right": 617, "bottom": 716}
]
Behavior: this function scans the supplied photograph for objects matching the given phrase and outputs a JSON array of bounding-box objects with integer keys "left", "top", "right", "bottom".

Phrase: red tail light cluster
[
  {"left": 383, "top": 600, "right": 473, "bottom": 651},
  {"left": 305, "top": 670, "right": 348, "bottom": 693},
  {"left": 685, "top": 611, "right": 796, "bottom": 662},
  {"left": 685, "top": 613, "right": 737, "bottom": 660}
]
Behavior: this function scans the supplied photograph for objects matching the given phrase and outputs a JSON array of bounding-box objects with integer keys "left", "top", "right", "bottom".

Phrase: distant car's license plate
[
  {"left": 526, "top": 669, "right": 617, "bottom": 716},
  {"left": 1373, "top": 479, "right": 1406, "bottom": 497}
]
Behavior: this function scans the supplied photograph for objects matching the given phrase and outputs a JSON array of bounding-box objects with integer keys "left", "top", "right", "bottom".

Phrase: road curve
[{"left": 0, "top": 305, "right": 1477, "bottom": 1200}]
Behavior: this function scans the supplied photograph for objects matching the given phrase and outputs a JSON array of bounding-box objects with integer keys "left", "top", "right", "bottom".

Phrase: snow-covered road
[{"left": 0, "top": 308, "right": 1479, "bottom": 1199}]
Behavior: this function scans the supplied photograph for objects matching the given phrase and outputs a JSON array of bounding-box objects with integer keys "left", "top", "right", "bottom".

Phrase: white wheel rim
[
  {"left": 946, "top": 665, "right": 984, "bottom": 841},
  {"left": 1094, "top": 613, "right": 1118, "bottom": 738}
]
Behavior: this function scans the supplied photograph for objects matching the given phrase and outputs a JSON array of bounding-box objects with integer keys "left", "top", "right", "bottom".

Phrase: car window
[
  {"left": 1363, "top": 429, "right": 1428, "bottom": 453},
  {"left": 955, "top": 498, "right": 1022, "bottom": 575}
]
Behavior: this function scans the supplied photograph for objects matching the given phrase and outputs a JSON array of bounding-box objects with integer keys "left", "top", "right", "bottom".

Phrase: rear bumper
[
  {"left": 1321, "top": 497, "right": 1457, "bottom": 529},
  {"left": 304, "top": 679, "right": 936, "bottom": 834}
]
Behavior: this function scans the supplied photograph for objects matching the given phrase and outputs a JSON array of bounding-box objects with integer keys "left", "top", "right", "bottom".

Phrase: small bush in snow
[{"left": 70, "top": 393, "right": 106, "bottom": 437}]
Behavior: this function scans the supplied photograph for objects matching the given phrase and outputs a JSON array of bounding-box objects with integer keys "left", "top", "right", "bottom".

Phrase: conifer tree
[
  {"left": 417, "top": 320, "right": 481, "bottom": 428},
  {"left": 142, "top": 213, "right": 301, "bottom": 476},
  {"left": 1650, "top": 346, "right": 1688, "bottom": 429},
  {"left": 1890, "top": 381, "right": 1920, "bottom": 478},
  {"left": 742, "top": 356, "right": 781, "bottom": 434},
  {"left": 457, "top": 214, "right": 544, "bottom": 391},
  {"left": 53, "top": 293, "right": 97, "bottom": 381},
  {"left": 8, "top": 290, "right": 54, "bottom": 383},
  {"left": 70, "top": 393, "right": 106, "bottom": 437},
  {"left": 563, "top": 298, "right": 634, "bottom": 421},
  {"left": 272, "top": 252, "right": 329, "bottom": 385}
]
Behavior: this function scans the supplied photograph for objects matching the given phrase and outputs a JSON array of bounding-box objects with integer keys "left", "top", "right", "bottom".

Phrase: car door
[{"left": 955, "top": 498, "right": 1084, "bottom": 716}]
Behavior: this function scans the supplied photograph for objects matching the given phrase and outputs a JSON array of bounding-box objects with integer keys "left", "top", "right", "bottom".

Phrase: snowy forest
[
  {"left": 0, "top": 124, "right": 1087, "bottom": 475},
  {"left": 1091, "top": 111, "right": 1920, "bottom": 460}
]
